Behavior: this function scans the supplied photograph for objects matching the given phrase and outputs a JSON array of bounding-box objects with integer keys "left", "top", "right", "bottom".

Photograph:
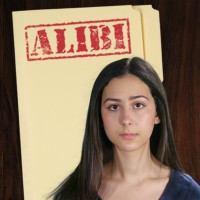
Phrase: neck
[{"left": 110, "top": 143, "right": 160, "bottom": 182}]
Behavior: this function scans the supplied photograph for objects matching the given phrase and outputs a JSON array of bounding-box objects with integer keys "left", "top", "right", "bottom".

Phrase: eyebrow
[{"left": 103, "top": 95, "right": 149, "bottom": 104}]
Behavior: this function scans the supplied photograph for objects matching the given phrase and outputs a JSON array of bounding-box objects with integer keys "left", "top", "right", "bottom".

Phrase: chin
[
  {"left": 115, "top": 141, "right": 149, "bottom": 153},
  {"left": 116, "top": 144, "right": 140, "bottom": 152}
]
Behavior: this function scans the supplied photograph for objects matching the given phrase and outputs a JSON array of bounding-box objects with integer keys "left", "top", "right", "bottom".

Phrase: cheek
[
  {"left": 101, "top": 116, "right": 118, "bottom": 144},
  {"left": 102, "top": 114, "right": 114, "bottom": 129},
  {"left": 137, "top": 112, "right": 157, "bottom": 133},
  {"left": 101, "top": 111, "right": 117, "bottom": 135}
]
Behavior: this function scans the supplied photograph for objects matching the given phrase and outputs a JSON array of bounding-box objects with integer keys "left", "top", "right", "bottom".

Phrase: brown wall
[{"left": 1, "top": 0, "right": 200, "bottom": 199}]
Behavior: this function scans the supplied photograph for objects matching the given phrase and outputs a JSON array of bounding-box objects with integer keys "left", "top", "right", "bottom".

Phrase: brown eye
[
  {"left": 134, "top": 103, "right": 144, "bottom": 109},
  {"left": 108, "top": 105, "right": 119, "bottom": 111}
]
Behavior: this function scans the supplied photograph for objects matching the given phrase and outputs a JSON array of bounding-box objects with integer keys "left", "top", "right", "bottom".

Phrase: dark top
[{"left": 97, "top": 169, "right": 200, "bottom": 200}]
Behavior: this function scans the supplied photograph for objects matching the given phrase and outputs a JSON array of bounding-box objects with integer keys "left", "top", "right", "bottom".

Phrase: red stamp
[{"left": 25, "top": 18, "right": 131, "bottom": 61}]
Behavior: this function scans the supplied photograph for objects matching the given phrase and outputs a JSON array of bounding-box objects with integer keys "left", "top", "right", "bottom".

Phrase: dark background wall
[{"left": 1, "top": 0, "right": 200, "bottom": 199}]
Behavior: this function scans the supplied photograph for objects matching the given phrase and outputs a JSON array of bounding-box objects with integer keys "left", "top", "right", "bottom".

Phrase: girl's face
[{"left": 101, "top": 75, "right": 160, "bottom": 152}]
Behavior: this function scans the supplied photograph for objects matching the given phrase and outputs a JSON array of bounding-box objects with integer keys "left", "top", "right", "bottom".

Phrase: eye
[
  {"left": 134, "top": 103, "right": 145, "bottom": 109},
  {"left": 108, "top": 104, "right": 119, "bottom": 111}
]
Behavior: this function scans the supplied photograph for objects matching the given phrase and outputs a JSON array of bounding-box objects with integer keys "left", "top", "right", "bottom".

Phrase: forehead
[{"left": 102, "top": 75, "right": 152, "bottom": 97}]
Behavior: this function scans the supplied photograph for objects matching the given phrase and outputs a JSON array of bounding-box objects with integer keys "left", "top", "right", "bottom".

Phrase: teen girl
[{"left": 50, "top": 57, "right": 200, "bottom": 200}]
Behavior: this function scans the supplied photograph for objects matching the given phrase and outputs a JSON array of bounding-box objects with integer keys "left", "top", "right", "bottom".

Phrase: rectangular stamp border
[{"left": 25, "top": 18, "right": 132, "bottom": 61}]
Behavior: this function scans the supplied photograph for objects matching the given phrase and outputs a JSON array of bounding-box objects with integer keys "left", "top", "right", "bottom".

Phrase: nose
[{"left": 120, "top": 109, "right": 133, "bottom": 126}]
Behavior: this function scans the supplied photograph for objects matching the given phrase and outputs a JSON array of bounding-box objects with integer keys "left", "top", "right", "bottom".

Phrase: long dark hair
[{"left": 49, "top": 57, "right": 182, "bottom": 200}]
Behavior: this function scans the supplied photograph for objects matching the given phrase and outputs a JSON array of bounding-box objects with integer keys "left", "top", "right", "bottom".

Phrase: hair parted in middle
[{"left": 51, "top": 57, "right": 182, "bottom": 200}]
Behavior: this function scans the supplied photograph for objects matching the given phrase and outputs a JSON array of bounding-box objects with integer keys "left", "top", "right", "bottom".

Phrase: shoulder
[
  {"left": 162, "top": 169, "right": 200, "bottom": 200},
  {"left": 175, "top": 170, "right": 200, "bottom": 199}
]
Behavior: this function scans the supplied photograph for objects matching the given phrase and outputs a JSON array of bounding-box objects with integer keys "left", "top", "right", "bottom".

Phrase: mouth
[{"left": 119, "top": 133, "right": 138, "bottom": 139}]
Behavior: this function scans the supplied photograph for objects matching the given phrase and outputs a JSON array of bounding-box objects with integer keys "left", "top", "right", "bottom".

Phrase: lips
[{"left": 119, "top": 133, "right": 138, "bottom": 139}]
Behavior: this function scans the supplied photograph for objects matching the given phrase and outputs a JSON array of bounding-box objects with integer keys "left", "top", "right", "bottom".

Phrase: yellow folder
[{"left": 12, "top": 5, "right": 163, "bottom": 200}]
